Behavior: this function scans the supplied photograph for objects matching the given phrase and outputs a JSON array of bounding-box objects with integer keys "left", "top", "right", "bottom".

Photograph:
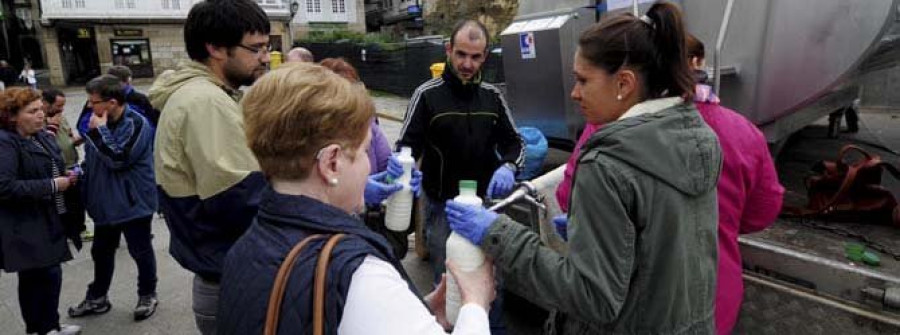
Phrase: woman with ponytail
[{"left": 444, "top": 2, "right": 722, "bottom": 334}]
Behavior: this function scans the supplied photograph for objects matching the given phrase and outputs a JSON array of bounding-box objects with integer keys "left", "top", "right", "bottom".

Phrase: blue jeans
[
  {"left": 425, "top": 197, "right": 506, "bottom": 334},
  {"left": 192, "top": 275, "right": 218, "bottom": 335},
  {"left": 425, "top": 198, "right": 451, "bottom": 285}
]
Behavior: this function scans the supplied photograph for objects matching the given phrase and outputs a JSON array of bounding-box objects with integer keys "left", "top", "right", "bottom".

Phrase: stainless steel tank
[
  {"left": 683, "top": 0, "right": 900, "bottom": 143},
  {"left": 501, "top": 1, "right": 664, "bottom": 146},
  {"left": 503, "top": 0, "right": 900, "bottom": 144}
]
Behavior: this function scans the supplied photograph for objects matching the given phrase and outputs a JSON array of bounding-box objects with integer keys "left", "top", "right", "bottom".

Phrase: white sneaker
[{"left": 46, "top": 324, "right": 81, "bottom": 335}]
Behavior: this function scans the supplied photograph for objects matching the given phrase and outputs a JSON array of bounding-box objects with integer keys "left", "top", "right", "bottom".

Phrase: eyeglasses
[{"left": 236, "top": 43, "right": 273, "bottom": 56}]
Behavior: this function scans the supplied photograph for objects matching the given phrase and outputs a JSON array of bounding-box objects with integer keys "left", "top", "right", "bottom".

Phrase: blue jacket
[
  {"left": 81, "top": 105, "right": 157, "bottom": 226},
  {"left": 218, "top": 188, "right": 425, "bottom": 335}
]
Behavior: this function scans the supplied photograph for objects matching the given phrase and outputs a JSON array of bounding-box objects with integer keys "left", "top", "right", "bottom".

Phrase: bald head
[
  {"left": 449, "top": 20, "right": 489, "bottom": 51},
  {"left": 285, "top": 47, "right": 314, "bottom": 63}
]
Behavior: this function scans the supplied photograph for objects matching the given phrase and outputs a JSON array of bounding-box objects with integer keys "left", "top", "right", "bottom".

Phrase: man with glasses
[
  {"left": 67, "top": 75, "right": 159, "bottom": 321},
  {"left": 148, "top": 1, "right": 270, "bottom": 334}
]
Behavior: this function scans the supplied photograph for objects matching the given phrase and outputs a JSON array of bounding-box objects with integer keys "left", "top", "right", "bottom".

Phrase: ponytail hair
[{"left": 578, "top": 1, "right": 694, "bottom": 101}]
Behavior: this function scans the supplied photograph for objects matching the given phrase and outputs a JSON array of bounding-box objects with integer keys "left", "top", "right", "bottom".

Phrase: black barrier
[{"left": 298, "top": 41, "right": 505, "bottom": 97}]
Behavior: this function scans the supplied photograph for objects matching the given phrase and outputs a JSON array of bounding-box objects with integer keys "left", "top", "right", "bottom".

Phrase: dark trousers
[
  {"left": 18, "top": 265, "right": 62, "bottom": 334},
  {"left": 87, "top": 215, "right": 157, "bottom": 299}
]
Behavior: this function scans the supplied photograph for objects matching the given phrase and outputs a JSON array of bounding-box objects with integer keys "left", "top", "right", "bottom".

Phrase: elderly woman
[
  {"left": 0, "top": 87, "right": 81, "bottom": 335},
  {"left": 218, "top": 63, "right": 495, "bottom": 334},
  {"left": 447, "top": 2, "right": 722, "bottom": 334}
]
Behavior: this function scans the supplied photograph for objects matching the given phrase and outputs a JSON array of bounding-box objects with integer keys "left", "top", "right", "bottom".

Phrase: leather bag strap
[
  {"left": 264, "top": 234, "right": 324, "bottom": 335},
  {"left": 313, "top": 234, "right": 346, "bottom": 335}
]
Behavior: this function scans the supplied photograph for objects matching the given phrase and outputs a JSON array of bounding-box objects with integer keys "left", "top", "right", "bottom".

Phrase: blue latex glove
[
  {"left": 445, "top": 200, "right": 499, "bottom": 245},
  {"left": 409, "top": 169, "right": 423, "bottom": 197},
  {"left": 552, "top": 214, "right": 568, "bottom": 241},
  {"left": 386, "top": 155, "right": 403, "bottom": 181},
  {"left": 487, "top": 164, "right": 516, "bottom": 199},
  {"left": 387, "top": 154, "right": 423, "bottom": 197},
  {"left": 364, "top": 171, "right": 403, "bottom": 206}
]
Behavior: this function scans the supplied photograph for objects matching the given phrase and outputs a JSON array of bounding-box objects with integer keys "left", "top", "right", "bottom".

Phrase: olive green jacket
[{"left": 482, "top": 101, "right": 722, "bottom": 334}]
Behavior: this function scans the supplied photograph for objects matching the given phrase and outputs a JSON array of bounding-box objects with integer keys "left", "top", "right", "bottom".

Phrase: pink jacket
[
  {"left": 555, "top": 123, "right": 601, "bottom": 212},
  {"left": 696, "top": 93, "right": 784, "bottom": 334}
]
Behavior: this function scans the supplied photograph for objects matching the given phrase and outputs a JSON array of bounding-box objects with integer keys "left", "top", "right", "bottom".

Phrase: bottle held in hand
[{"left": 445, "top": 180, "right": 486, "bottom": 325}]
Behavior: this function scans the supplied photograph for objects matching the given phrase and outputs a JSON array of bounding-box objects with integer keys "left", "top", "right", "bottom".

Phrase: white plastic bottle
[
  {"left": 445, "top": 180, "right": 486, "bottom": 325},
  {"left": 385, "top": 146, "right": 415, "bottom": 232}
]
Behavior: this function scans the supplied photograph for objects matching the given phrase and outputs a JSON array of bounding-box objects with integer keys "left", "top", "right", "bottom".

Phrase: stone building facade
[{"left": 38, "top": 0, "right": 291, "bottom": 86}]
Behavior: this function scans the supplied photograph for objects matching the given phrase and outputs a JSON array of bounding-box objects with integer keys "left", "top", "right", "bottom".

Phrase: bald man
[
  {"left": 396, "top": 19, "right": 524, "bottom": 284},
  {"left": 285, "top": 47, "right": 314, "bottom": 63}
]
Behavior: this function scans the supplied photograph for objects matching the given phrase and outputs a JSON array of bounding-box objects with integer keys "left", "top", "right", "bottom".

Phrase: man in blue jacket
[{"left": 67, "top": 75, "right": 159, "bottom": 321}]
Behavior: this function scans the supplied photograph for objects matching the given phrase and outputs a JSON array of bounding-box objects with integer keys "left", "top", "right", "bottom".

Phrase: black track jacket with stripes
[{"left": 397, "top": 67, "right": 524, "bottom": 201}]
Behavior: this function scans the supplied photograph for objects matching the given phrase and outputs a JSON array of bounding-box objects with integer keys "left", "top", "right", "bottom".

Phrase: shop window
[{"left": 111, "top": 39, "right": 154, "bottom": 78}]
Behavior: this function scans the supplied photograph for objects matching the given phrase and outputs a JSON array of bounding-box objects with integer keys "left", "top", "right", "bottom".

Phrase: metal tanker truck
[{"left": 497, "top": 0, "right": 900, "bottom": 333}]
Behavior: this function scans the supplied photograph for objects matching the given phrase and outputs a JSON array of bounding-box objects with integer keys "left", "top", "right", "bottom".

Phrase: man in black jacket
[{"left": 396, "top": 19, "right": 524, "bottom": 284}]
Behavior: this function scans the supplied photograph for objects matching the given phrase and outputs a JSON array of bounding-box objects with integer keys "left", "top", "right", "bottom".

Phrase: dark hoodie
[{"left": 482, "top": 100, "right": 722, "bottom": 335}]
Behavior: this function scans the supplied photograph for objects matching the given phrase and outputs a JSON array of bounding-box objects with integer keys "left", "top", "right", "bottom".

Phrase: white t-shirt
[
  {"left": 338, "top": 256, "right": 490, "bottom": 335},
  {"left": 20, "top": 69, "right": 36, "bottom": 84}
]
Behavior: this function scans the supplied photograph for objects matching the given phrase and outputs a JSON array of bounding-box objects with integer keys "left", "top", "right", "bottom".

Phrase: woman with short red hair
[{"left": 0, "top": 87, "right": 81, "bottom": 335}]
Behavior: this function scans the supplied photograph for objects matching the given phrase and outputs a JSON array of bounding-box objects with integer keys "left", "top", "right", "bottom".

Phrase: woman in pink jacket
[
  {"left": 688, "top": 34, "right": 784, "bottom": 334},
  {"left": 554, "top": 34, "right": 785, "bottom": 334}
]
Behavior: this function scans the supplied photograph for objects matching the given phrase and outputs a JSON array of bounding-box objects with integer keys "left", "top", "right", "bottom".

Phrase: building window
[
  {"left": 332, "top": 0, "right": 345, "bottom": 13},
  {"left": 115, "top": 0, "right": 124, "bottom": 9},
  {"left": 61, "top": 0, "right": 73, "bottom": 8},
  {"left": 127, "top": 0, "right": 136, "bottom": 8},
  {"left": 111, "top": 39, "right": 155, "bottom": 79},
  {"left": 306, "top": 0, "right": 321, "bottom": 13},
  {"left": 172, "top": 0, "right": 180, "bottom": 9},
  {"left": 161, "top": 0, "right": 168, "bottom": 8},
  {"left": 75, "top": 0, "right": 85, "bottom": 8}
]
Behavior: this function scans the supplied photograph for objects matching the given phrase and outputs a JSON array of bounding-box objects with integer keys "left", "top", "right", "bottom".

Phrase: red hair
[
  {"left": 0, "top": 87, "right": 42, "bottom": 131},
  {"left": 319, "top": 58, "right": 360, "bottom": 83}
]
